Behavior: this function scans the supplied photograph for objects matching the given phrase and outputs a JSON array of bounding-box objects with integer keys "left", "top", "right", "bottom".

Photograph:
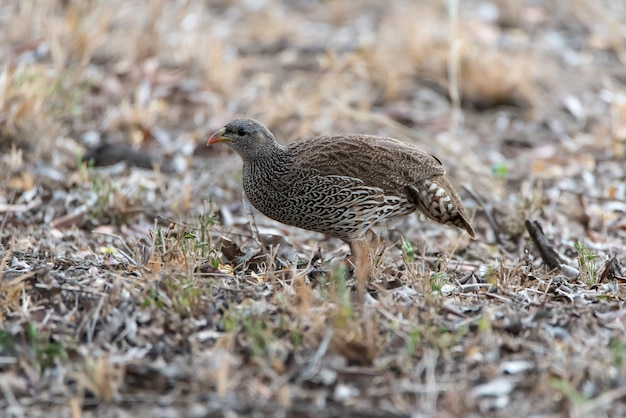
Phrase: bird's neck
[
  {"left": 243, "top": 143, "right": 291, "bottom": 179},
  {"left": 243, "top": 141, "right": 287, "bottom": 164}
]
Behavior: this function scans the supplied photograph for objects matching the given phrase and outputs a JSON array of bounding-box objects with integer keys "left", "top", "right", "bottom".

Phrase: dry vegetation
[{"left": 1, "top": 0, "right": 626, "bottom": 416}]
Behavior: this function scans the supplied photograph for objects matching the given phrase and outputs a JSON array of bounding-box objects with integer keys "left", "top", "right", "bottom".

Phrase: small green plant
[
  {"left": 222, "top": 308, "right": 239, "bottom": 333},
  {"left": 0, "top": 329, "right": 17, "bottom": 355},
  {"left": 609, "top": 337, "right": 624, "bottom": 368},
  {"left": 148, "top": 275, "right": 205, "bottom": 317},
  {"left": 25, "top": 322, "right": 67, "bottom": 373},
  {"left": 49, "top": 78, "right": 89, "bottom": 119},
  {"left": 241, "top": 314, "right": 272, "bottom": 358},
  {"left": 401, "top": 237, "right": 415, "bottom": 263},
  {"left": 491, "top": 162, "right": 509, "bottom": 180},
  {"left": 434, "top": 326, "right": 458, "bottom": 349},
  {"left": 291, "top": 331, "right": 302, "bottom": 350},
  {"left": 75, "top": 159, "right": 116, "bottom": 223},
  {"left": 76, "top": 153, "right": 92, "bottom": 176},
  {"left": 477, "top": 315, "right": 492, "bottom": 335},
  {"left": 321, "top": 263, "right": 354, "bottom": 328},
  {"left": 172, "top": 277, "right": 201, "bottom": 314},
  {"left": 221, "top": 308, "right": 274, "bottom": 358},
  {"left": 176, "top": 203, "right": 222, "bottom": 274},
  {"left": 330, "top": 264, "right": 351, "bottom": 308},
  {"left": 179, "top": 230, "right": 207, "bottom": 272},
  {"left": 152, "top": 226, "right": 167, "bottom": 263},
  {"left": 550, "top": 378, "right": 586, "bottom": 407},
  {"left": 429, "top": 257, "right": 449, "bottom": 292},
  {"left": 90, "top": 169, "right": 113, "bottom": 220},
  {"left": 575, "top": 241, "right": 600, "bottom": 286},
  {"left": 406, "top": 328, "right": 421, "bottom": 356},
  {"left": 147, "top": 203, "right": 222, "bottom": 275},
  {"left": 141, "top": 287, "right": 165, "bottom": 310},
  {"left": 197, "top": 202, "right": 221, "bottom": 257}
]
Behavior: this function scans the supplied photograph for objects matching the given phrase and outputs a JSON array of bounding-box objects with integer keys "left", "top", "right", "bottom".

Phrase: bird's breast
[{"left": 241, "top": 161, "right": 294, "bottom": 214}]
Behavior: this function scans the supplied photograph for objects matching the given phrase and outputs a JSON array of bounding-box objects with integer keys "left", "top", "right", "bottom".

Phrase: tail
[{"left": 408, "top": 176, "right": 475, "bottom": 238}]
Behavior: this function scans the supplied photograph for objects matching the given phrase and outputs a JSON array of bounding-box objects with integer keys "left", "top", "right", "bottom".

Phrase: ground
[{"left": 1, "top": 0, "right": 626, "bottom": 417}]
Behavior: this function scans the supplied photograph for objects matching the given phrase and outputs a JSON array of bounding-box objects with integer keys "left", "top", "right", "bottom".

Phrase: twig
[
  {"left": 0, "top": 190, "right": 16, "bottom": 238},
  {"left": 458, "top": 283, "right": 495, "bottom": 292},
  {"left": 485, "top": 292, "right": 514, "bottom": 302},
  {"left": 525, "top": 219, "right": 562, "bottom": 270},
  {"left": 599, "top": 255, "right": 618, "bottom": 282},
  {"left": 0, "top": 236, "right": 17, "bottom": 280},
  {"left": 92, "top": 231, "right": 137, "bottom": 266},
  {"left": 0, "top": 377, "right": 25, "bottom": 418},
  {"left": 578, "top": 385, "right": 626, "bottom": 417},
  {"left": 242, "top": 195, "right": 261, "bottom": 245},
  {"left": 295, "top": 326, "right": 334, "bottom": 381}
]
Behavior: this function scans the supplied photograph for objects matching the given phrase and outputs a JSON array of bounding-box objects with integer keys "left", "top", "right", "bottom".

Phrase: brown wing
[{"left": 287, "top": 134, "right": 445, "bottom": 195}]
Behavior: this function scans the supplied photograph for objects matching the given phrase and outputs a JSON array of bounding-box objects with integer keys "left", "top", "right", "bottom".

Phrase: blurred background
[{"left": 1, "top": 0, "right": 625, "bottom": 250}]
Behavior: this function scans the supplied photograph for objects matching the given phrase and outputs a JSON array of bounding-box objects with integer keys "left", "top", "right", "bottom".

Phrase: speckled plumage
[
  {"left": 208, "top": 118, "right": 474, "bottom": 240},
  {"left": 208, "top": 118, "right": 475, "bottom": 296}
]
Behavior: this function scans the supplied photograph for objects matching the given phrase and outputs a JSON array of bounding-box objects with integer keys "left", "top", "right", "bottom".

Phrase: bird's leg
[
  {"left": 366, "top": 229, "right": 382, "bottom": 257},
  {"left": 349, "top": 238, "right": 371, "bottom": 303}
]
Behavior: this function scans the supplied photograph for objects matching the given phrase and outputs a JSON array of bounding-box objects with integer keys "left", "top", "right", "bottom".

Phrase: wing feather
[{"left": 287, "top": 135, "right": 445, "bottom": 195}]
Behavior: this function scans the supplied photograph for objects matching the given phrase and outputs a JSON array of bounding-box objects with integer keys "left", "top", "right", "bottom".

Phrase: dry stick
[
  {"left": 295, "top": 326, "right": 334, "bottom": 381},
  {"left": 0, "top": 189, "right": 15, "bottom": 239},
  {"left": 155, "top": 215, "right": 201, "bottom": 231},
  {"left": 92, "top": 231, "right": 137, "bottom": 266},
  {"left": 524, "top": 219, "right": 562, "bottom": 270},
  {"left": 241, "top": 193, "right": 262, "bottom": 246},
  {"left": 423, "top": 348, "right": 440, "bottom": 412},
  {"left": 142, "top": 217, "right": 159, "bottom": 270},
  {"left": 599, "top": 254, "right": 619, "bottom": 282},
  {"left": 0, "top": 269, "right": 38, "bottom": 291},
  {"left": 0, "top": 377, "right": 25, "bottom": 418},
  {"left": 265, "top": 326, "right": 335, "bottom": 399},
  {"left": 0, "top": 235, "right": 16, "bottom": 280},
  {"left": 297, "top": 244, "right": 319, "bottom": 283},
  {"left": 74, "top": 292, "right": 107, "bottom": 345},
  {"left": 264, "top": 243, "right": 278, "bottom": 283},
  {"left": 578, "top": 385, "right": 626, "bottom": 417},
  {"left": 33, "top": 282, "right": 108, "bottom": 297}
]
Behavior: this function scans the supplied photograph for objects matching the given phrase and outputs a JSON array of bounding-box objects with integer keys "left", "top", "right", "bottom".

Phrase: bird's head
[{"left": 207, "top": 118, "right": 277, "bottom": 160}]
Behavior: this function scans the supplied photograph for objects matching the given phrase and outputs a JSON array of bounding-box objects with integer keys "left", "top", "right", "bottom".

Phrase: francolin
[{"left": 208, "top": 118, "right": 474, "bottom": 299}]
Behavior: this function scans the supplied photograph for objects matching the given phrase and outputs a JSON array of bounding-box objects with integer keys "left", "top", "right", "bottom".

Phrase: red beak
[{"left": 207, "top": 128, "right": 227, "bottom": 146}]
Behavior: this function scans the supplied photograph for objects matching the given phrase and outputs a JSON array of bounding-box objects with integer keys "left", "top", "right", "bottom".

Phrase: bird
[{"left": 207, "top": 118, "right": 475, "bottom": 299}]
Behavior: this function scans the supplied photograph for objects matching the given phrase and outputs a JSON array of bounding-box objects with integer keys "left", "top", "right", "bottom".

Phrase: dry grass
[{"left": 1, "top": 0, "right": 626, "bottom": 416}]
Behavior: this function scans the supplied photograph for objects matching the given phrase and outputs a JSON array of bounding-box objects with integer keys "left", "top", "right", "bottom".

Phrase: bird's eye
[{"left": 237, "top": 129, "right": 246, "bottom": 136}]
